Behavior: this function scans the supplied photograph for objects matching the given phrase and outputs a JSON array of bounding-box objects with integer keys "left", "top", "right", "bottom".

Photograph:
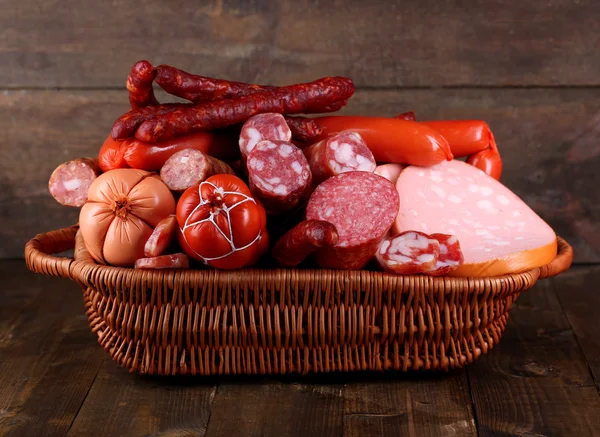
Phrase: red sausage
[
  {"left": 160, "top": 149, "right": 235, "bottom": 192},
  {"left": 314, "top": 116, "right": 453, "bottom": 166},
  {"left": 239, "top": 113, "right": 292, "bottom": 160},
  {"left": 48, "top": 158, "right": 100, "bottom": 207},
  {"left": 135, "top": 253, "right": 190, "bottom": 270},
  {"left": 126, "top": 60, "right": 159, "bottom": 109},
  {"left": 134, "top": 76, "right": 355, "bottom": 142},
  {"left": 396, "top": 111, "right": 417, "bottom": 121},
  {"left": 306, "top": 172, "right": 399, "bottom": 270},
  {"left": 427, "top": 233, "right": 464, "bottom": 276},
  {"left": 111, "top": 103, "right": 190, "bottom": 140},
  {"left": 271, "top": 220, "right": 339, "bottom": 267},
  {"left": 376, "top": 231, "right": 440, "bottom": 275},
  {"left": 122, "top": 131, "right": 240, "bottom": 171},
  {"left": 144, "top": 214, "right": 178, "bottom": 257},
  {"left": 285, "top": 116, "right": 323, "bottom": 143},
  {"left": 303, "top": 131, "right": 376, "bottom": 185},
  {"left": 154, "top": 64, "right": 279, "bottom": 103},
  {"left": 98, "top": 135, "right": 130, "bottom": 172},
  {"left": 420, "top": 120, "right": 490, "bottom": 157},
  {"left": 247, "top": 140, "right": 312, "bottom": 215}
]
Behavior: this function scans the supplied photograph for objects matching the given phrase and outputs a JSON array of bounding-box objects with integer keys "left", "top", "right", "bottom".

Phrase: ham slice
[{"left": 393, "top": 160, "right": 557, "bottom": 276}]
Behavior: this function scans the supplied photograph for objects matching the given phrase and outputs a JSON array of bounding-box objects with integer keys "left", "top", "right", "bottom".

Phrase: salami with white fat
[
  {"left": 160, "top": 148, "right": 234, "bottom": 192},
  {"left": 48, "top": 158, "right": 100, "bottom": 207},
  {"left": 135, "top": 253, "right": 190, "bottom": 270},
  {"left": 247, "top": 139, "right": 312, "bottom": 214},
  {"left": 376, "top": 231, "right": 440, "bottom": 275},
  {"left": 239, "top": 113, "right": 292, "bottom": 160},
  {"left": 305, "top": 171, "right": 399, "bottom": 270},
  {"left": 303, "top": 132, "right": 375, "bottom": 185},
  {"left": 427, "top": 233, "right": 464, "bottom": 276}
]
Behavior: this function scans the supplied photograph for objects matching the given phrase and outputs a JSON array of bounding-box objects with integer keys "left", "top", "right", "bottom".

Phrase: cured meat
[
  {"left": 396, "top": 111, "right": 416, "bottom": 121},
  {"left": 374, "top": 163, "right": 404, "bottom": 184},
  {"left": 239, "top": 113, "right": 292, "bottom": 160},
  {"left": 144, "top": 214, "right": 178, "bottom": 257},
  {"left": 126, "top": 60, "right": 159, "bottom": 109},
  {"left": 303, "top": 132, "right": 376, "bottom": 185},
  {"left": 271, "top": 220, "right": 339, "bottom": 267},
  {"left": 305, "top": 171, "right": 399, "bottom": 270},
  {"left": 427, "top": 233, "right": 464, "bottom": 276},
  {"left": 285, "top": 116, "right": 322, "bottom": 143},
  {"left": 376, "top": 231, "right": 440, "bottom": 275},
  {"left": 134, "top": 76, "right": 355, "bottom": 142},
  {"left": 98, "top": 135, "right": 130, "bottom": 172},
  {"left": 122, "top": 131, "right": 240, "bottom": 171},
  {"left": 111, "top": 103, "right": 189, "bottom": 140},
  {"left": 160, "top": 149, "right": 235, "bottom": 192},
  {"left": 135, "top": 253, "right": 190, "bottom": 270},
  {"left": 393, "top": 159, "right": 557, "bottom": 276},
  {"left": 154, "top": 64, "right": 279, "bottom": 103},
  {"left": 247, "top": 140, "right": 312, "bottom": 214},
  {"left": 48, "top": 158, "right": 100, "bottom": 207}
]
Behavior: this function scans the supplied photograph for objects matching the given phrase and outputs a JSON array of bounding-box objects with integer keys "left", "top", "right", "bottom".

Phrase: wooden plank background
[{"left": 2, "top": 0, "right": 599, "bottom": 261}]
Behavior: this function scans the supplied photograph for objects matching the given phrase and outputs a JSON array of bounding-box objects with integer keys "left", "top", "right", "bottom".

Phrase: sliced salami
[
  {"left": 239, "top": 113, "right": 292, "bottom": 160},
  {"left": 48, "top": 158, "right": 100, "bottom": 207},
  {"left": 160, "top": 148, "right": 235, "bottom": 192},
  {"left": 144, "top": 214, "right": 178, "bottom": 257},
  {"left": 427, "top": 233, "right": 464, "bottom": 276},
  {"left": 305, "top": 171, "right": 399, "bottom": 270},
  {"left": 271, "top": 219, "right": 339, "bottom": 267},
  {"left": 374, "top": 163, "right": 404, "bottom": 184},
  {"left": 376, "top": 231, "right": 440, "bottom": 275},
  {"left": 303, "top": 132, "right": 376, "bottom": 185},
  {"left": 247, "top": 140, "right": 312, "bottom": 215},
  {"left": 134, "top": 253, "right": 190, "bottom": 270}
]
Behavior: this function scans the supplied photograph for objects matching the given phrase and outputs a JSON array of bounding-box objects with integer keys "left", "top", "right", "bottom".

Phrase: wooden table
[{"left": 2, "top": 260, "right": 599, "bottom": 437}]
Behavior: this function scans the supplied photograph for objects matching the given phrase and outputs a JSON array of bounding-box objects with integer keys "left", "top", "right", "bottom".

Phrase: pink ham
[
  {"left": 374, "top": 163, "right": 404, "bottom": 184},
  {"left": 393, "top": 160, "right": 557, "bottom": 277}
]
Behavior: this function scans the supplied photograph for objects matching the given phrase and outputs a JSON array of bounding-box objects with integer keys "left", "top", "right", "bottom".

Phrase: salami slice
[
  {"left": 303, "top": 132, "right": 376, "bottom": 185},
  {"left": 239, "top": 113, "right": 292, "bottom": 160},
  {"left": 305, "top": 171, "right": 399, "bottom": 270},
  {"left": 247, "top": 140, "right": 312, "bottom": 215},
  {"left": 271, "top": 219, "right": 339, "bottom": 267},
  {"left": 48, "top": 158, "right": 100, "bottom": 207},
  {"left": 427, "top": 233, "right": 464, "bottom": 276},
  {"left": 160, "top": 148, "right": 235, "bottom": 192},
  {"left": 135, "top": 253, "right": 190, "bottom": 270},
  {"left": 144, "top": 214, "right": 178, "bottom": 257},
  {"left": 374, "top": 163, "right": 404, "bottom": 184},
  {"left": 376, "top": 231, "right": 440, "bottom": 275}
]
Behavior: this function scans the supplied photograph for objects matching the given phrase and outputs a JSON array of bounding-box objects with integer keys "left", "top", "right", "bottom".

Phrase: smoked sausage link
[
  {"left": 134, "top": 76, "right": 355, "bottom": 142},
  {"left": 271, "top": 220, "right": 339, "bottom": 267},
  {"left": 127, "top": 60, "right": 159, "bottom": 109}
]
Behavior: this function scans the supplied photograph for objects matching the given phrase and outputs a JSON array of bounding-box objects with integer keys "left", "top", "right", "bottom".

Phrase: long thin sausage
[
  {"left": 127, "top": 60, "right": 159, "bottom": 109},
  {"left": 134, "top": 76, "right": 355, "bottom": 142},
  {"left": 271, "top": 220, "right": 339, "bottom": 267}
]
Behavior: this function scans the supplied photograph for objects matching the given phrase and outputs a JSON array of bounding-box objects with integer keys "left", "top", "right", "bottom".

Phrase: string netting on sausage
[{"left": 181, "top": 181, "right": 262, "bottom": 263}]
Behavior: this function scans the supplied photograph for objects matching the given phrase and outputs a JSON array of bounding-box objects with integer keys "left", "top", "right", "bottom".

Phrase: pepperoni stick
[
  {"left": 246, "top": 140, "right": 312, "bottom": 215},
  {"left": 48, "top": 158, "right": 100, "bottom": 207},
  {"left": 144, "top": 215, "right": 178, "bottom": 257},
  {"left": 135, "top": 253, "right": 190, "bottom": 270},
  {"left": 427, "top": 233, "right": 464, "bottom": 276},
  {"left": 112, "top": 103, "right": 190, "bottom": 140},
  {"left": 239, "top": 113, "right": 292, "bottom": 160},
  {"left": 160, "top": 149, "right": 235, "bottom": 192},
  {"left": 127, "top": 60, "right": 159, "bottom": 109},
  {"left": 303, "top": 132, "right": 376, "bottom": 185},
  {"left": 376, "top": 231, "right": 440, "bottom": 275},
  {"left": 305, "top": 172, "right": 399, "bottom": 270},
  {"left": 134, "top": 76, "right": 355, "bottom": 142},
  {"left": 271, "top": 220, "right": 339, "bottom": 267}
]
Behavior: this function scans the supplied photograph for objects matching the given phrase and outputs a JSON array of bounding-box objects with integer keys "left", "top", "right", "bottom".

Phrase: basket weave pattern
[{"left": 25, "top": 225, "right": 573, "bottom": 376}]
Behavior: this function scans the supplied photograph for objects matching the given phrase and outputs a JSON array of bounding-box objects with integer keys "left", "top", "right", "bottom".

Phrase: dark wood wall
[{"left": 2, "top": 0, "right": 599, "bottom": 261}]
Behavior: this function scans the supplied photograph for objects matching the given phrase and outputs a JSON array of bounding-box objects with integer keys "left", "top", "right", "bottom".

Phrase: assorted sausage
[
  {"left": 271, "top": 219, "right": 339, "bottom": 267},
  {"left": 48, "top": 158, "right": 100, "bottom": 207},
  {"left": 160, "top": 149, "right": 234, "bottom": 192}
]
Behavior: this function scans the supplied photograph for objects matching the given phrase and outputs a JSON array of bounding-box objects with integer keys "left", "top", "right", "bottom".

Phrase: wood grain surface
[
  {"left": 3, "top": 88, "right": 599, "bottom": 261},
  {"left": 1, "top": 0, "right": 599, "bottom": 87}
]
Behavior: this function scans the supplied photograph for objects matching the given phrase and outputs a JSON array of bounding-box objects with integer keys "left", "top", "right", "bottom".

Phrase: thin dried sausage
[{"left": 271, "top": 220, "right": 339, "bottom": 267}]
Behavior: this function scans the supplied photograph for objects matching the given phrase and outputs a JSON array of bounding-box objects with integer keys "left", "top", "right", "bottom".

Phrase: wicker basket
[{"left": 25, "top": 225, "right": 573, "bottom": 376}]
